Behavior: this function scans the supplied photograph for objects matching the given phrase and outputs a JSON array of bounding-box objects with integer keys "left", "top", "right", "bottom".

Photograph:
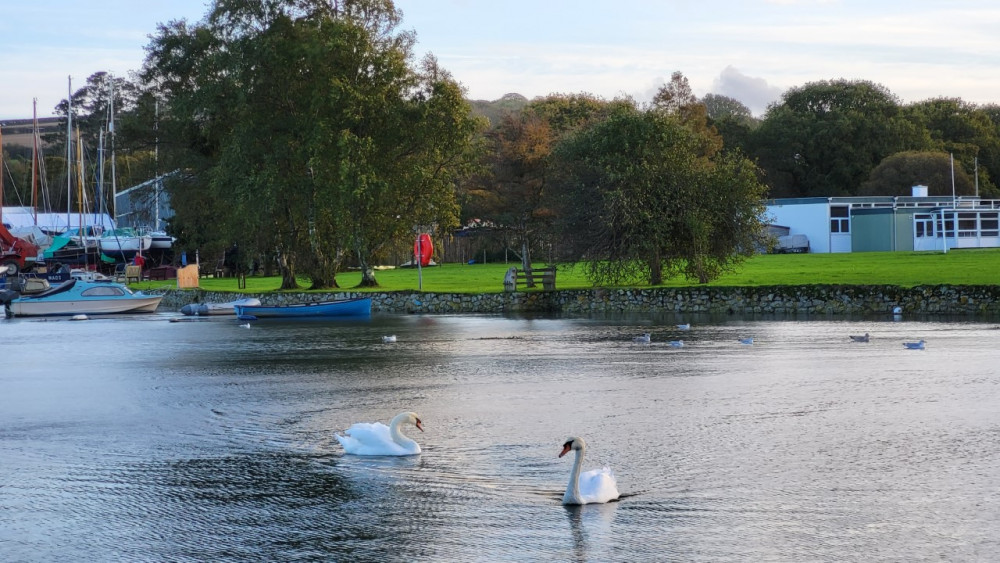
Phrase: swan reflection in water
[{"left": 565, "top": 502, "right": 619, "bottom": 559}]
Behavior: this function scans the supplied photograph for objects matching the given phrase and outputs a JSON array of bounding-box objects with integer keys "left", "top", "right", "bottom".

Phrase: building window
[
  {"left": 830, "top": 206, "right": 850, "bottom": 233},
  {"left": 981, "top": 213, "right": 999, "bottom": 237},
  {"left": 936, "top": 217, "right": 955, "bottom": 238},
  {"left": 958, "top": 212, "right": 978, "bottom": 237},
  {"left": 915, "top": 220, "right": 934, "bottom": 238}
]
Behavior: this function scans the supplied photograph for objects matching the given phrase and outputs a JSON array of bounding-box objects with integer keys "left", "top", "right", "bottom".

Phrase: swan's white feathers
[
  {"left": 578, "top": 467, "right": 619, "bottom": 504},
  {"left": 336, "top": 411, "right": 422, "bottom": 456},
  {"left": 560, "top": 436, "right": 620, "bottom": 505}
]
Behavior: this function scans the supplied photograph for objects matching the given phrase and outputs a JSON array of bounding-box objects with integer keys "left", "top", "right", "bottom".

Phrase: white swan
[
  {"left": 559, "top": 436, "right": 620, "bottom": 505},
  {"left": 335, "top": 412, "right": 423, "bottom": 456}
]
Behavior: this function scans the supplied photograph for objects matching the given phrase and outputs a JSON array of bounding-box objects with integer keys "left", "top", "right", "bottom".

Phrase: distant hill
[{"left": 469, "top": 93, "right": 529, "bottom": 125}]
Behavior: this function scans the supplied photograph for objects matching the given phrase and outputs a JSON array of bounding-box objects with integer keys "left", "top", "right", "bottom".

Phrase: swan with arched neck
[
  {"left": 336, "top": 411, "right": 423, "bottom": 456},
  {"left": 559, "top": 436, "right": 620, "bottom": 505}
]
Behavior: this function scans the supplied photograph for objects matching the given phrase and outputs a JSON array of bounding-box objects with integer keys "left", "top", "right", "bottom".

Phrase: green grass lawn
[{"left": 133, "top": 248, "right": 1000, "bottom": 294}]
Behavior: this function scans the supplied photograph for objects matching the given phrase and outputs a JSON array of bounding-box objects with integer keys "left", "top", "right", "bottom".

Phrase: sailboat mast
[
  {"left": 98, "top": 129, "right": 104, "bottom": 220},
  {"left": 109, "top": 76, "right": 117, "bottom": 226},
  {"left": 32, "top": 98, "right": 39, "bottom": 226},
  {"left": 66, "top": 76, "right": 72, "bottom": 233},
  {"left": 1, "top": 122, "right": 4, "bottom": 225},
  {"left": 154, "top": 100, "right": 159, "bottom": 231},
  {"left": 76, "top": 125, "right": 84, "bottom": 235}
]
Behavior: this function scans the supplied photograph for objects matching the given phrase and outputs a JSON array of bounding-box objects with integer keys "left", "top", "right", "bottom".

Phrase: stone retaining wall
[{"left": 154, "top": 284, "right": 1000, "bottom": 316}]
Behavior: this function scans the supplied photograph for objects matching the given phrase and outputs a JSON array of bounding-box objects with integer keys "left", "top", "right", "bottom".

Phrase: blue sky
[{"left": 2, "top": 0, "right": 999, "bottom": 120}]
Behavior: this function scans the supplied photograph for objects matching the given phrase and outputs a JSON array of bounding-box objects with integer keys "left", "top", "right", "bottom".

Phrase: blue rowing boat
[{"left": 234, "top": 297, "right": 371, "bottom": 319}]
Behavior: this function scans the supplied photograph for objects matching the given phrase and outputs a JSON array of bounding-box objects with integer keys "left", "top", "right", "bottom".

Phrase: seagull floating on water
[
  {"left": 903, "top": 339, "right": 925, "bottom": 350},
  {"left": 633, "top": 333, "right": 651, "bottom": 343},
  {"left": 240, "top": 322, "right": 251, "bottom": 329},
  {"left": 849, "top": 333, "right": 870, "bottom": 343},
  {"left": 382, "top": 335, "right": 397, "bottom": 343},
  {"left": 676, "top": 323, "right": 691, "bottom": 331},
  {"left": 739, "top": 337, "right": 754, "bottom": 345},
  {"left": 669, "top": 340, "right": 684, "bottom": 347}
]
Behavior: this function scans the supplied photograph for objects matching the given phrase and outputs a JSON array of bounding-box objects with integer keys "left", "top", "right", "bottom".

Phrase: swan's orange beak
[
  {"left": 559, "top": 444, "right": 572, "bottom": 458},
  {"left": 415, "top": 419, "right": 424, "bottom": 432}
]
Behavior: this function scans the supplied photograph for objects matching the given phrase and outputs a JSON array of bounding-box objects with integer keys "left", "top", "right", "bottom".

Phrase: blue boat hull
[{"left": 234, "top": 297, "right": 371, "bottom": 318}]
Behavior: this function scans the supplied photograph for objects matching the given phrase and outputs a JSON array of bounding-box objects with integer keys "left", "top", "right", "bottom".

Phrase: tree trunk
[
  {"left": 358, "top": 267, "right": 378, "bottom": 287},
  {"left": 355, "top": 249, "right": 379, "bottom": 287},
  {"left": 276, "top": 250, "right": 299, "bottom": 290},
  {"left": 649, "top": 251, "right": 663, "bottom": 285},
  {"left": 308, "top": 276, "right": 339, "bottom": 290}
]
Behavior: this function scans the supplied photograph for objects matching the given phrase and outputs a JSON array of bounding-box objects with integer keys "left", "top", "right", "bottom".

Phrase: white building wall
[
  {"left": 2, "top": 207, "right": 115, "bottom": 232},
  {"left": 765, "top": 201, "right": 832, "bottom": 253}
]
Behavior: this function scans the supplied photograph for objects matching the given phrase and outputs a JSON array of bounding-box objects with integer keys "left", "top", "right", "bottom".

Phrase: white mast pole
[
  {"left": 950, "top": 153, "right": 957, "bottom": 252},
  {"left": 975, "top": 157, "right": 979, "bottom": 198},
  {"left": 154, "top": 100, "right": 160, "bottom": 231},
  {"left": 66, "top": 76, "right": 72, "bottom": 232},
  {"left": 109, "top": 76, "right": 117, "bottom": 227}
]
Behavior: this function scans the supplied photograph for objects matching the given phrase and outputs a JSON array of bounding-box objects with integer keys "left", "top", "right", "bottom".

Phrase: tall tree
[
  {"left": 903, "top": 98, "right": 999, "bottom": 196},
  {"left": 751, "top": 79, "right": 923, "bottom": 197},
  {"left": 652, "top": 72, "right": 722, "bottom": 158},
  {"left": 141, "top": 0, "right": 479, "bottom": 288},
  {"left": 461, "top": 93, "right": 620, "bottom": 271},
  {"left": 860, "top": 151, "right": 975, "bottom": 196},
  {"left": 702, "top": 93, "right": 758, "bottom": 154},
  {"left": 550, "top": 104, "right": 768, "bottom": 285}
]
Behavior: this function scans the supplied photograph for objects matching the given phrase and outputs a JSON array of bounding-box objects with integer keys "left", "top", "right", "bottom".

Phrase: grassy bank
[{"left": 134, "top": 249, "right": 1000, "bottom": 294}]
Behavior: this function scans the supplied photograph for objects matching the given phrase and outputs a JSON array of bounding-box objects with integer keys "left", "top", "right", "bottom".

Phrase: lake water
[{"left": 1, "top": 311, "right": 998, "bottom": 562}]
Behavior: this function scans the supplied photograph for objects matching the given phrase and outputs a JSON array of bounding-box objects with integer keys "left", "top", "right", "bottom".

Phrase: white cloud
[{"left": 711, "top": 67, "right": 785, "bottom": 116}]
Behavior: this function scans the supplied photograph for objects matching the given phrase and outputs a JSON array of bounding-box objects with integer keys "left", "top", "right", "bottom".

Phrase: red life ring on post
[{"left": 414, "top": 233, "right": 432, "bottom": 267}]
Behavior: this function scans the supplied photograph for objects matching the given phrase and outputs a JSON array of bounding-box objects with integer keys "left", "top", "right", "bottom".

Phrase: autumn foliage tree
[{"left": 461, "top": 93, "right": 621, "bottom": 269}]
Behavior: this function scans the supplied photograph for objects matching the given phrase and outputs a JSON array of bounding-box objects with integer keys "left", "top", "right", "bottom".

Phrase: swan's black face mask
[{"left": 559, "top": 440, "right": 575, "bottom": 457}]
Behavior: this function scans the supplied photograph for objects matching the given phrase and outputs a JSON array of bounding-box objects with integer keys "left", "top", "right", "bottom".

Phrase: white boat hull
[
  {"left": 10, "top": 296, "right": 162, "bottom": 316},
  {"left": 100, "top": 235, "right": 152, "bottom": 255},
  {"left": 7, "top": 279, "right": 163, "bottom": 317},
  {"left": 148, "top": 232, "right": 175, "bottom": 250}
]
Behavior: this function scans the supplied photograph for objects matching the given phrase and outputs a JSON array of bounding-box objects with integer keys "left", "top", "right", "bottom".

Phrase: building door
[
  {"left": 913, "top": 214, "right": 938, "bottom": 251},
  {"left": 829, "top": 206, "right": 852, "bottom": 252}
]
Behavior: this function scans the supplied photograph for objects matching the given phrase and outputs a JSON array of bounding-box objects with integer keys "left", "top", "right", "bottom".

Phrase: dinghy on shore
[{"left": 180, "top": 297, "right": 262, "bottom": 316}]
